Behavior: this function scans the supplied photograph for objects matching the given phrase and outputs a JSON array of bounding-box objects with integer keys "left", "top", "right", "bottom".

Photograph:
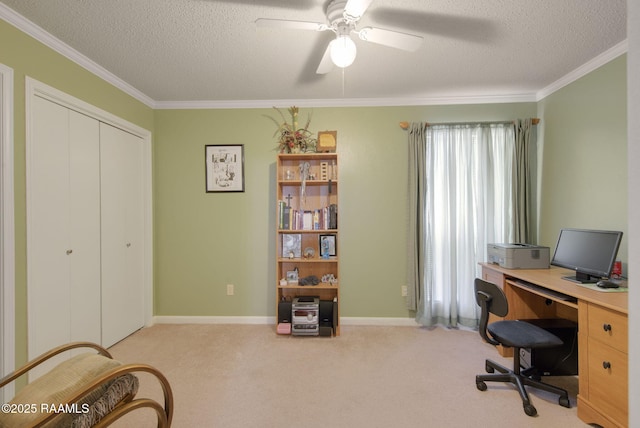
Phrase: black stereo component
[
  {"left": 319, "top": 300, "right": 334, "bottom": 336},
  {"left": 278, "top": 301, "right": 292, "bottom": 324}
]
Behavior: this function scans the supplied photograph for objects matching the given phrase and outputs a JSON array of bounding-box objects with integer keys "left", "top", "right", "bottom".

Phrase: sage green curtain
[
  {"left": 406, "top": 122, "right": 428, "bottom": 311},
  {"left": 513, "top": 119, "right": 535, "bottom": 243}
]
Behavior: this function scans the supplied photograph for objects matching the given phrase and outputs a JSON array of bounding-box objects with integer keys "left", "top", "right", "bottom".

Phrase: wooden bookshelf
[{"left": 276, "top": 153, "right": 340, "bottom": 336}]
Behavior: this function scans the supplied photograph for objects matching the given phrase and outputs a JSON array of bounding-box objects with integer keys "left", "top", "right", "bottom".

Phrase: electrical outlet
[
  {"left": 401, "top": 285, "right": 408, "bottom": 297},
  {"left": 226, "top": 284, "right": 234, "bottom": 296}
]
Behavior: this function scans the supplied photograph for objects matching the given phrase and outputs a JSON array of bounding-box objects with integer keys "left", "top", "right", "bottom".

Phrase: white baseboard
[
  {"left": 341, "top": 317, "right": 419, "bottom": 326},
  {"left": 152, "top": 316, "right": 418, "bottom": 327},
  {"left": 153, "top": 316, "right": 275, "bottom": 325}
]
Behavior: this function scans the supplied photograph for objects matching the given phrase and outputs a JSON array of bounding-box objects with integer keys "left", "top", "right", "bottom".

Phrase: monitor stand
[{"left": 562, "top": 271, "right": 599, "bottom": 284}]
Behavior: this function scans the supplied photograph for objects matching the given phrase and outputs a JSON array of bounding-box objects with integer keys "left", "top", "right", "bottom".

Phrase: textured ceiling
[{"left": 0, "top": 0, "right": 628, "bottom": 106}]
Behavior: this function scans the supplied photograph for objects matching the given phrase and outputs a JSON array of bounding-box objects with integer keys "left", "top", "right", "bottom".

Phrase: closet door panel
[
  {"left": 29, "top": 96, "right": 71, "bottom": 360},
  {"left": 123, "top": 131, "right": 145, "bottom": 325},
  {"left": 100, "top": 123, "right": 145, "bottom": 347},
  {"left": 68, "top": 110, "right": 101, "bottom": 344}
]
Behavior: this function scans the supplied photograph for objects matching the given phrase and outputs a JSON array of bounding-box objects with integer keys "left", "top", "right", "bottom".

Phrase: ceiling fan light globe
[{"left": 330, "top": 36, "right": 357, "bottom": 68}]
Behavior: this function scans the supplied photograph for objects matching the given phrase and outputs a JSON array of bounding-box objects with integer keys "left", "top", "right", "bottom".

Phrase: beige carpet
[{"left": 107, "top": 324, "right": 588, "bottom": 428}]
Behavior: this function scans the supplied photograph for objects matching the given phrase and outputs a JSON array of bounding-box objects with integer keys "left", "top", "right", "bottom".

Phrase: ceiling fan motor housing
[
  {"left": 328, "top": 0, "right": 357, "bottom": 38},
  {"left": 327, "top": 0, "right": 351, "bottom": 25}
]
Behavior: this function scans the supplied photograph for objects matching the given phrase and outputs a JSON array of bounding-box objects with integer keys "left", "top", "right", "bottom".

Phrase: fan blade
[
  {"left": 358, "top": 27, "right": 423, "bottom": 51},
  {"left": 255, "top": 18, "right": 327, "bottom": 31},
  {"left": 316, "top": 43, "right": 334, "bottom": 74},
  {"left": 344, "top": 0, "right": 374, "bottom": 20}
]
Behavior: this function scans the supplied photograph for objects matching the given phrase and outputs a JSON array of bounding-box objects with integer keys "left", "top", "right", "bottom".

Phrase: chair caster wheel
[
  {"left": 559, "top": 397, "right": 571, "bottom": 408},
  {"left": 485, "top": 363, "right": 494, "bottom": 373},
  {"left": 476, "top": 381, "right": 487, "bottom": 391},
  {"left": 524, "top": 403, "right": 537, "bottom": 417}
]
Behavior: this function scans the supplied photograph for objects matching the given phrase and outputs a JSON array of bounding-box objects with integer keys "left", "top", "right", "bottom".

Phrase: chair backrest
[{"left": 474, "top": 278, "right": 509, "bottom": 346}]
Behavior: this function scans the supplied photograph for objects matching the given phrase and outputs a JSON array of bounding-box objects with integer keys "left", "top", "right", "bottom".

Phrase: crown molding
[
  {"left": 0, "top": 3, "right": 155, "bottom": 108},
  {"left": 154, "top": 93, "right": 539, "bottom": 110},
  {"left": 1, "top": 3, "right": 628, "bottom": 110},
  {"left": 536, "top": 39, "right": 628, "bottom": 101}
]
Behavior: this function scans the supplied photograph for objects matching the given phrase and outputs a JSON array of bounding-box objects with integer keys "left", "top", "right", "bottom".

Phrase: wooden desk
[{"left": 481, "top": 263, "right": 628, "bottom": 428}]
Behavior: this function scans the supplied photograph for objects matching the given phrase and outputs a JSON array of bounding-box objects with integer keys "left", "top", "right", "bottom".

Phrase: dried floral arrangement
[{"left": 266, "top": 106, "right": 317, "bottom": 153}]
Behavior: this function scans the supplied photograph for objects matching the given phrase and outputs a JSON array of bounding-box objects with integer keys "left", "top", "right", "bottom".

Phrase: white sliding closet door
[
  {"left": 28, "top": 79, "right": 151, "bottom": 366},
  {"left": 100, "top": 123, "right": 145, "bottom": 347},
  {"left": 28, "top": 97, "right": 101, "bottom": 372},
  {"left": 69, "top": 110, "right": 102, "bottom": 342}
]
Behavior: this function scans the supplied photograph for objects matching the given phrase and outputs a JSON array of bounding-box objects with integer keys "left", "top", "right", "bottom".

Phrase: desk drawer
[
  {"left": 587, "top": 340, "right": 628, "bottom": 424},
  {"left": 482, "top": 268, "right": 504, "bottom": 288},
  {"left": 587, "top": 304, "right": 627, "bottom": 353}
]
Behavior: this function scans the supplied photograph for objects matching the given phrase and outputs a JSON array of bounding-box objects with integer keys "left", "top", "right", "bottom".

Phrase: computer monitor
[{"left": 551, "top": 228, "right": 623, "bottom": 284}]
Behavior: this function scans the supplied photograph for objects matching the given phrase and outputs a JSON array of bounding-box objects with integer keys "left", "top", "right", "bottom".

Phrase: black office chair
[{"left": 474, "top": 278, "right": 571, "bottom": 417}]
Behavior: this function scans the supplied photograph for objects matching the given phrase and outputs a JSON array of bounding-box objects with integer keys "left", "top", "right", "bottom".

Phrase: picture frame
[
  {"left": 319, "top": 234, "right": 337, "bottom": 257},
  {"left": 286, "top": 270, "right": 299, "bottom": 285},
  {"left": 282, "top": 234, "right": 302, "bottom": 258},
  {"left": 205, "top": 144, "right": 245, "bottom": 192}
]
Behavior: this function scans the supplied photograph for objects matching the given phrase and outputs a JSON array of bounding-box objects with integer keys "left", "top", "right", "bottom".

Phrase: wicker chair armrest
[{"left": 29, "top": 363, "right": 173, "bottom": 428}]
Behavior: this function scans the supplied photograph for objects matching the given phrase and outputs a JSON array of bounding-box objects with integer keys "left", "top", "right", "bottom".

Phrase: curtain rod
[{"left": 399, "top": 118, "right": 540, "bottom": 130}]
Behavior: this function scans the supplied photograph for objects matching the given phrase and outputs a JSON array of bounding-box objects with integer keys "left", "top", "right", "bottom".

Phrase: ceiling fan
[{"left": 256, "top": 0, "right": 424, "bottom": 74}]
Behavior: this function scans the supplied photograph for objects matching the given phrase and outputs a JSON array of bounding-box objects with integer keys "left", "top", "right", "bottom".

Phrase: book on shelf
[
  {"left": 277, "top": 200, "right": 285, "bottom": 230},
  {"left": 329, "top": 203, "right": 338, "bottom": 229},
  {"left": 278, "top": 201, "right": 337, "bottom": 231},
  {"left": 303, "top": 211, "right": 313, "bottom": 230},
  {"left": 283, "top": 205, "right": 290, "bottom": 230}
]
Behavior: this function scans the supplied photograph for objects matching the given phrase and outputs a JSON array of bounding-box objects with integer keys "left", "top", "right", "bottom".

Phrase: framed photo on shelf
[
  {"left": 205, "top": 144, "right": 245, "bottom": 192},
  {"left": 286, "top": 270, "right": 299, "bottom": 285},
  {"left": 282, "top": 234, "right": 302, "bottom": 258},
  {"left": 319, "top": 234, "right": 337, "bottom": 257}
]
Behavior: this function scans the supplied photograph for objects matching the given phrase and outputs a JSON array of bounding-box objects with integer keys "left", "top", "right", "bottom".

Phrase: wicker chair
[{"left": 0, "top": 342, "right": 173, "bottom": 428}]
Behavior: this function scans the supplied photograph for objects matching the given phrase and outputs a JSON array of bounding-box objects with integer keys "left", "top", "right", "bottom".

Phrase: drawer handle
[
  {"left": 603, "top": 361, "right": 611, "bottom": 370},
  {"left": 66, "top": 249, "right": 73, "bottom": 255},
  {"left": 603, "top": 323, "right": 612, "bottom": 332}
]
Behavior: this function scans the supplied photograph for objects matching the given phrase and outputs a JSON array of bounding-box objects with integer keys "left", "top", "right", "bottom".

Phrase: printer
[{"left": 487, "top": 243, "right": 550, "bottom": 269}]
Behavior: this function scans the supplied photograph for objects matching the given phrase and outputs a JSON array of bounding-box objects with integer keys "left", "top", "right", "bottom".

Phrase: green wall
[
  {"left": 153, "top": 104, "right": 537, "bottom": 318},
  {"left": 1, "top": 18, "right": 154, "bottom": 370},
  {"left": 537, "top": 56, "right": 628, "bottom": 267},
  {"left": 1, "top": 15, "right": 628, "bottom": 367}
]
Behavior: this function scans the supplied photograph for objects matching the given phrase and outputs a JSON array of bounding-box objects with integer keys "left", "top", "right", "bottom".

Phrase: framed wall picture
[
  {"left": 205, "top": 144, "right": 245, "bottom": 192},
  {"left": 319, "top": 234, "right": 337, "bottom": 257}
]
